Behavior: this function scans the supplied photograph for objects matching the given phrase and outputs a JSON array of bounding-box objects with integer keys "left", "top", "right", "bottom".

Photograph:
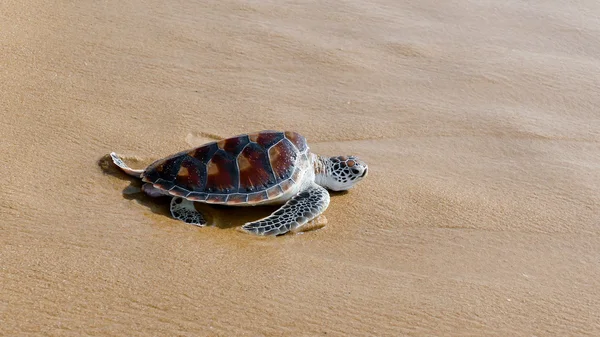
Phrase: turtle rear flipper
[
  {"left": 110, "top": 152, "right": 144, "bottom": 178},
  {"left": 242, "top": 183, "right": 330, "bottom": 236},
  {"left": 170, "top": 197, "right": 207, "bottom": 226}
]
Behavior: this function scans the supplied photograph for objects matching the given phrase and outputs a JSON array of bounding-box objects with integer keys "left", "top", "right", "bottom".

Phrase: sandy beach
[{"left": 2, "top": 0, "right": 599, "bottom": 335}]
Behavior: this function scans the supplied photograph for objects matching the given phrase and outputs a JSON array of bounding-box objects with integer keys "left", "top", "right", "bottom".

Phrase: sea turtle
[{"left": 110, "top": 130, "right": 368, "bottom": 236}]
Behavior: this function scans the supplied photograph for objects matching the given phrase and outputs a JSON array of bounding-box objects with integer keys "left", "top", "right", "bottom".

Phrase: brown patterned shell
[{"left": 141, "top": 131, "right": 310, "bottom": 204}]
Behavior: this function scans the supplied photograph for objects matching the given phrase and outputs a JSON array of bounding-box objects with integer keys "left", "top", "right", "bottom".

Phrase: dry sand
[{"left": 2, "top": 0, "right": 600, "bottom": 335}]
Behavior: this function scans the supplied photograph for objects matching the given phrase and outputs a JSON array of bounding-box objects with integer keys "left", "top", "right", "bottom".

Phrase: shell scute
[
  {"left": 290, "top": 167, "right": 302, "bottom": 183},
  {"left": 186, "top": 192, "right": 207, "bottom": 201},
  {"left": 268, "top": 139, "right": 297, "bottom": 181},
  {"left": 206, "top": 194, "right": 228, "bottom": 203},
  {"left": 153, "top": 180, "right": 175, "bottom": 191},
  {"left": 251, "top": 131, "right": 285, "bottom": 149},
  {"left": 205, "top": 151, "right": 238, "bottom": 193},
  {"left": 248, "top": 191, "right": 269, "bottom": 203},
  {"left": 266, "top": 185, "right": 284, "bottom": 200},
  {"left": 189, "top": 142, "right": 218, "bottom": 163},
  {"left": 143, "top": 155, "right": 185, "bottom": 184},
  {"left": 226, "top": 194, "right": 248, "bottom": 204},
  {"left": 278, "top": 179, "right": 295, "bottom": 192},
  {"left": 169, "top": 185, "right": 189, "bottom": 197},
  {"left": 217, "top": 135, "right": 250, "bottom": 155},
  {"left": 175, "top": 158, "right": 205, "bottom": 191},
  {"left": 284, "top": 131, "right": 307, "bottom": 152},
  {"left": 237, "top": 143, "right": 274, "bottom": 193}
]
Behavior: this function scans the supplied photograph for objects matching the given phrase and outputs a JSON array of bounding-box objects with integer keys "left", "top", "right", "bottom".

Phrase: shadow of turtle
[
  {"left": 98, "top": 154, "right": 280, "bottom": 230},
  {"left": 329, "top": 190, "right": 349, "bottom": 196}
]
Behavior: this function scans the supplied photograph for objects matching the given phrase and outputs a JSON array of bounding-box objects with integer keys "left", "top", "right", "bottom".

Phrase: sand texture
[{"left": 2, "top": 0, "right": 600, "bottom": 335}]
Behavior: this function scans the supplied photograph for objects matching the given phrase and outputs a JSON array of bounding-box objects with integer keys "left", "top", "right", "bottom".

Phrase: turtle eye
[{"left": 351, "top": 168, "right": 360, "bottom": 175}]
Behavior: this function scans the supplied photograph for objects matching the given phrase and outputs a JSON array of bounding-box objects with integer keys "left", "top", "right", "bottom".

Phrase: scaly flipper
[
  {"left": 170, "top": 197, "right": 207, "bottom": 226},
  {"left": 110, "top": 152, "right": 144, "bottom": 178},
  {"left": 242, "top": 183, "right": 330, "bottom": 236}
]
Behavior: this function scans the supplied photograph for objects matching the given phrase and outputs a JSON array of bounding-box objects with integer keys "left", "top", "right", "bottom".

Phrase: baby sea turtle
[{"left": 110, "top": 130, "right": 368, "bottom": 236}]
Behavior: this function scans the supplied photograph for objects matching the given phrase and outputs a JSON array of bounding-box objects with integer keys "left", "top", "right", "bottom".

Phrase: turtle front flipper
[
  {"left": 170, "top": 197, "right": 207, "bottom": 226},
  {"left": 110, "top": 152, "right": 145, "bottom": 178},
  {"left": 242, "top": 183, "right": 330, "bottom": 236}
]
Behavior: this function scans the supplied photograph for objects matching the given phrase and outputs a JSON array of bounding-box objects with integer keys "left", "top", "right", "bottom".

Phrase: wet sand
[{"left": 1, "top": 0, "right": 600, "bottom": 335}]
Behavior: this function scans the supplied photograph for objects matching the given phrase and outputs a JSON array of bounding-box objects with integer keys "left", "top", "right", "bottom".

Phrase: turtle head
[{"left": 316, "top": 155, "right": 368, "bottom": 191}]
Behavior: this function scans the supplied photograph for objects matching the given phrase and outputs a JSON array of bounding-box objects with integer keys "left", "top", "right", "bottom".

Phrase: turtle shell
[{"left": 141, "top": 130, "right": 310, "bottom": 205}]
